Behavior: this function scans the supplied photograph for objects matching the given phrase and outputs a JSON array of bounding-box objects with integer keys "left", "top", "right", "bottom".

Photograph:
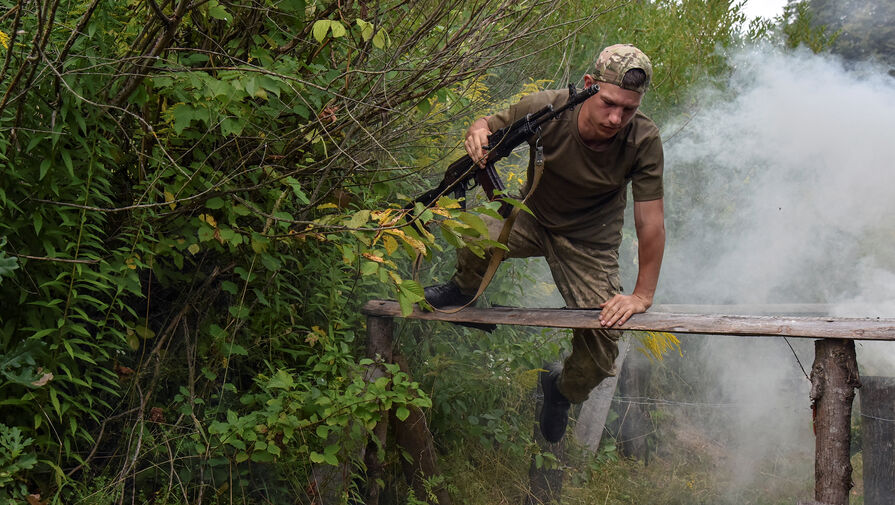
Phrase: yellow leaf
[
  {"left": 362, "top": 252, "right": 385, "bottom": 264},
  {"left": 385, "top": 229, "right": 426, "bottom": 255},
  {"left": 199, "top": 214, "right": 217, "bottom": 227},
  {"left": 383, "top": 235, "right": 398, "bottom": 255},
  {"left": 165, "top": 190, "right": 176, "bottom": 210},
  {"left": 356, "top": 19, "right": 374, "bottom": 41},
  {"left": 372, "top": 209, "right": 395, "bottom": 225},
  {"left": 330, "top": 20, "right": 346, "bottom": 38},
  {"left": 317, "top": 203, "right": 338, "bottom": 210},
  {"left": 188, "top": 243, "right": 200, "bottom": 255},
  {"left": 312, "top": 19, "right": 330, "bottom": 42}
]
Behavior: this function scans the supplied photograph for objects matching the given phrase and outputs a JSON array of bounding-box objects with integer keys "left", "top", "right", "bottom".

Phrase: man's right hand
[{"left": 464, "top": 117, "right": 492, "bottom": 168}]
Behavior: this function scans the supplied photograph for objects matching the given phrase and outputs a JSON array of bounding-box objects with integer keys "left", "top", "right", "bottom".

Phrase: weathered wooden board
[{"left": 361, "top": 300, "right": 895, "bottom": 341}]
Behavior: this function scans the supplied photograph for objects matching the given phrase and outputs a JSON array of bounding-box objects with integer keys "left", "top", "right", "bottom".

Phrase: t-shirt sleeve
[
  {"left": 486, "top": 92, "right": 552, "bottom": 133},
  {"left": 630, "top": 134, "right": 664, "bottom": 202}
]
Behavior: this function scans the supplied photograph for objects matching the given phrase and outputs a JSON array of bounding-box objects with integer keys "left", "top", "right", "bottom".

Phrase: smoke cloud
[{"left": 632, "top": 44, "right": 895, "bottom": 498}]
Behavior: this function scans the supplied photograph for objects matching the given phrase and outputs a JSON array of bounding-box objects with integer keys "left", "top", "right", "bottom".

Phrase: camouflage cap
[{"left": 592, "top": 44, "right": 652, "bottom": 94}]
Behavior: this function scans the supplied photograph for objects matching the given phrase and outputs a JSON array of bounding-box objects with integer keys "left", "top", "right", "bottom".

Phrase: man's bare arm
[{"left": 600, "top": 198, "right": 665, "bottom": 327}]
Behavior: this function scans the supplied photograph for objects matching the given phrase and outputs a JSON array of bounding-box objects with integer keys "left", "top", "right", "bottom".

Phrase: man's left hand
[{"left": 599, "top": 294, "right": 651, "bottom": 327}]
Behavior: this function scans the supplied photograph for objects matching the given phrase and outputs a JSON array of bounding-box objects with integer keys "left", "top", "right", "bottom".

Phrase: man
[{"left": 424, "top": 44, "right": 666, "bottom": 443}]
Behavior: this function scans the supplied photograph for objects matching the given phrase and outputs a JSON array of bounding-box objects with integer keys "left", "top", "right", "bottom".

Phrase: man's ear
[{"left": 584, "top": 74, "right": 595, "bottom": 88}]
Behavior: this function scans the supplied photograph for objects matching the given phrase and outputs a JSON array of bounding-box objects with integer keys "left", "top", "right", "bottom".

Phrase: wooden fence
[{"left": 359, "top": 300, "right": 895, "bottom": 505}]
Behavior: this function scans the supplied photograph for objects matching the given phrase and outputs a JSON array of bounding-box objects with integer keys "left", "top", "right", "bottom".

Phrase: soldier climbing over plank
[{"left": 423, "top": 44, "right": 666, "bottom": 443}]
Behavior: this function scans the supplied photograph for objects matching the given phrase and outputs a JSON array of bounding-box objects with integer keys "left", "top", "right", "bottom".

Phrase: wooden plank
[
  {"left": 652, "top": 303, "right": 834, "bottom": 315},
  {"left": 361, "top": 300, "right": 895, "bottom": 341}
]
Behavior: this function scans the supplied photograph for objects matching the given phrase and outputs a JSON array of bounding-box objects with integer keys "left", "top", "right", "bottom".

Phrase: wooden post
[
  {"left": 860, "top": 376, "right": 895, "bottom": 505},
  {"left": 574, "top": 337, "right": 630, "bottom": 452},
  {"left": 364, "top": 315, "right": 395, "bottom": 505},
  {"left": 613, "top": 350, "right": 651, "bottom": 461},
  {"left": 810, "top": 339, "right": 861, "bottom": 505},
  {"left": 392, "top": 355, "right": 452, "bottom": 505}
]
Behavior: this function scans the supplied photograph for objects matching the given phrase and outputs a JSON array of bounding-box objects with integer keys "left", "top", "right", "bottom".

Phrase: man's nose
[{"left": 608, "top": 107, "right": 622, "bottom": 125}]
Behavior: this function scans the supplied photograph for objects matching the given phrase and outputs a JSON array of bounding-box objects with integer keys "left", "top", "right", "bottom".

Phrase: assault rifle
[{"left": 409, "top": 84, "right": 599, "bottom": 219}]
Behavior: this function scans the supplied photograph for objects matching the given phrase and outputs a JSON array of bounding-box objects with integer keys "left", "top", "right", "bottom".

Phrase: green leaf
[
  {"left": 347, "top": 209, "right": 370, "bottom": 228},
  {"left": 220, "top": 117, "right": 246, "bottom": 136},
  {"left": 372, "top": 28, "right": 390, "bottom": 49},
  {"left": 312, "top": 20, "right": 331, "bottom": 42},
  {"left": 397, "top": 292, "right": 412, "bottom": 317},
  {"left": 170, "top": 103, "right": 200, "bottom": 134},
  {"left": 207, "top": 1, "right": 231, "bottom": 21},
  {"left": 260, "top": 253, "right": 282, "bottom": 271},
  {"left": 0, "top": 254, "right": 19, "bottom": 281},
  {"left": 360, "top": 261, "right": 379, "bottom": 276},
  {"left": 309, "top": 451, "right": 325, "bottom": 463},
  {"left": 127, "top": 333, "right": 140, "bottom": 351},
  {"left": 329, "top": 20, "right": 346, "bottom": 38},
  {"left": 206, "top": 197, "right": 225, "bottom": 209},
  {"left": 356, "top": 19, "right": 374, "bottom": 41},
  {"left": 267, "top": 369, "right": 294, "bottom": 390},
  {"left": 398, "top": 280, "right": 425, "bottom": 302},
  {"left": 395, "top": 406, "right": 410, "bottom": 422},
  {"left": 135, "top": 325, "right": 155, "bottom": 339},
  {"left": 61, "top": 150, "right": 74, "bottom": 177},
  {"left": 222, "top": 342, "right": 248, "bottom": 356},
  {"left": 502, "top": 197, "right": 534, "bottom": 216},
  {"left": 458, "top": 212, "right": 489, "bottom": 238}
]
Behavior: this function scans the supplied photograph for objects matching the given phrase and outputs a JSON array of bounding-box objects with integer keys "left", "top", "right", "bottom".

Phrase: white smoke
[{"left": 645, "top": 44, "right": 895, "bottom": 498}]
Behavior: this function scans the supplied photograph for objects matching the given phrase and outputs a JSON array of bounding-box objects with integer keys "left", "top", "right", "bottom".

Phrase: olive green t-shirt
[{"left": 487, "top": 89, "right": 663, "bottom": 249}]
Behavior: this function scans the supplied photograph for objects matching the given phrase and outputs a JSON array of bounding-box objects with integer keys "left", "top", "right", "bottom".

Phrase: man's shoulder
[
  {"left": 516, "top": 88, "right": 568, "bottom": 111},
  {"left": 624, "top": 111, "right": 661, "bottom": 146}
]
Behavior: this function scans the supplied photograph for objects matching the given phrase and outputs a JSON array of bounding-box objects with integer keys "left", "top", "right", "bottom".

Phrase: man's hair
[{"left": 622, "top": 68, "right": 648, "bottom": 90}]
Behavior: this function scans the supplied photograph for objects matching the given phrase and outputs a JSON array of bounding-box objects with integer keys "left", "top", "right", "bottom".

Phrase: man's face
[{"left": 580, "top": 75, "right": 643, "bottom": 142}]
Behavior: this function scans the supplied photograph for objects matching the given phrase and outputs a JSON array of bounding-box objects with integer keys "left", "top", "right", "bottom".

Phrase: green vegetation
[{"left": 0, "top": 0, "right": 852, "bottom": 503}]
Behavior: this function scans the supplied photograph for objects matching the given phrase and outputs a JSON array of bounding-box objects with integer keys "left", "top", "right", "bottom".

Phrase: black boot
[
  {"left": 422, "top": 281, "right": 496, "bottom": 332},
  {"left": 539, "top": 364, "right": 571, "bottom": 443},
  {"left": 423, "top": 281, "right": 475, "bottom": 308}
]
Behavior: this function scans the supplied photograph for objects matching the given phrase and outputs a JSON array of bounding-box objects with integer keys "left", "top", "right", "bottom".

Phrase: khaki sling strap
[{"left": 433, "top": 141, "right": 545, "bottom": 314}]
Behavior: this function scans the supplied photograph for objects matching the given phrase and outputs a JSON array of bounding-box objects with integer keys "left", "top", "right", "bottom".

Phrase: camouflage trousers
[{"left": 451, "top": 211, "right": 622, "bottom": 404}]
